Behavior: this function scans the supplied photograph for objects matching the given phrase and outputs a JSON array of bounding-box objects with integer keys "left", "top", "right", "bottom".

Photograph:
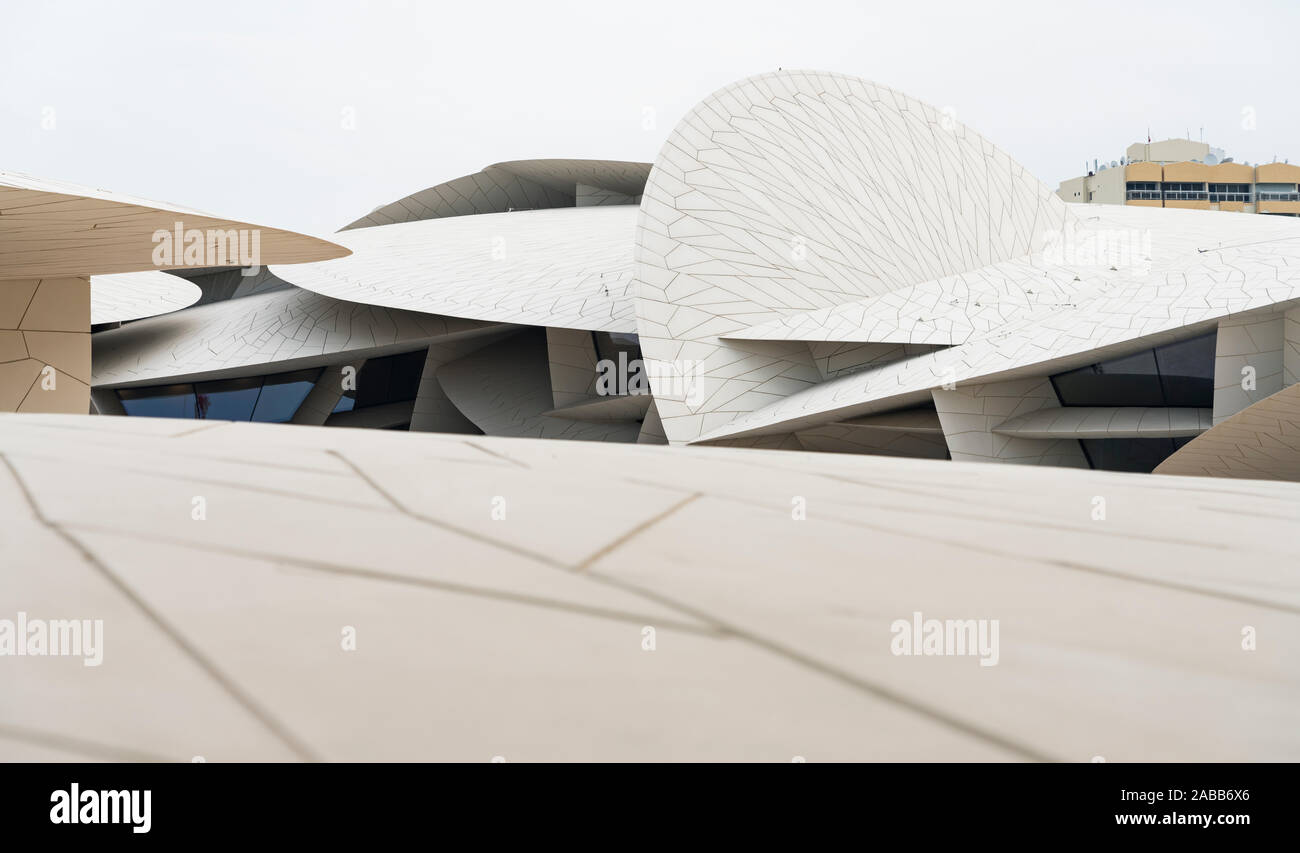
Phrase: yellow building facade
[{"left": 1057, "top": 139, "right": 1300, "bottom": 216}]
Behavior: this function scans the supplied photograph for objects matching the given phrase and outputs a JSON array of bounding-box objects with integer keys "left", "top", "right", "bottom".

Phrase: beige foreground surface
[{"left": 2, "top": 414, "right": 1298, "bottom": 762}]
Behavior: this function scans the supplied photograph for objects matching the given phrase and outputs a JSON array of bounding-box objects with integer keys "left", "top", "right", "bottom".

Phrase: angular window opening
[
  {"left": 1079, "top": 437, "right": 1192, "bottom": 474},
  {"left": 1154, "top": 333, "right": 1216, "bottom": 407},
  {"left": 1051, "top": 349, "right": 1162, "bottom": 406},
  {"left": 591, "top": 331, "right": 642, "bottom": 366},
  {"left": 194, "top": 376, "right": 262, "bottom": 421},
  {"left": 115, "top": 367, "right": 323, "bottom": 423},
  {"left": 118, "top": 384, "right": 197, "bottom": 418},
  {"left": 252, "top": 369, "right": 321, "bottom": 423},
  {"left": 1051, "top": 332, "right": 1215, "bottom": 408},
  {"left": 353, "top": 350, "right": 427, "bottom": 410}
]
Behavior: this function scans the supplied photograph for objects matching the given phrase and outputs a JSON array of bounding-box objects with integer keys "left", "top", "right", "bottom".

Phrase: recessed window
[
  {"left": 1154, "top": 334, "right": 1216, "bottom": 406},
  {"left": 1051, "top": 332, "right": 1215, "bottom": 408},
  {"left": 194, "top": 376, "right": 262, "bottom": 421},
  {"left": 118, "top": 384, "right": 197, "bottom": 418},
  {"left": 252, "top": 369, "right": 320, "bottom": 422},
  {"left": 1080, "top": 438, "right": 1184, "bottom": 473},
  {"left": 116, "top": 367, "right": 324, "bottom": 422},
  {"left": 353, "top": 350, "right": 427, "bottom": 409},
  {"left": 592, "top": 331, "right": 642, "bottom": 364},
  {"left": 1051, "top": 350, "right": 1162, "bottom": 406}
]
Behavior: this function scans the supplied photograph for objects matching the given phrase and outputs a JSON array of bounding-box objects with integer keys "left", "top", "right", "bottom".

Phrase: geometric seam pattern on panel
[
  {"left": 1154, "top": 381, "right": 1300, "bottom": 481},
  {"left": 634, "top": 69, "right": 1073, "bottom": 445},
  {"left": 272, "top": 206, "right": 640, "bottom": 333},
  {"left": 89, "top": 286, "right": 509, "bottom": 388},
  {"left": 0, "top": 277, "right": 90, "bottom": 414},
  {"left": 340, "top": 159, "right": 652, "bottom": 230},
  {"left": 687, "top": 207, "right": 1300, "bottom": 445},
  {"left": 0, "top": 170, "right": 349, "bottom": 280},
  {"left": 90, "top": 270, "right": 202, "bottom": 325},
  {"left": 437, "top": 328, "right": 642, "bottom": 442}
]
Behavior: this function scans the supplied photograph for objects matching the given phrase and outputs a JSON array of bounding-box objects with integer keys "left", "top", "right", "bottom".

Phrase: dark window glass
[
  {"left": 251, "top": 369, "right": 320, "bottom": 423},
  {"left": 1080, "top": 438, "right": 1178, "bottom": 473},
  {"left": 1155, "top": 332, "right": 1216, "bottom": 407},
  {"left": 354, "top": 350, "right": 427, "bottom": 409},
  {"left": 332, "top": 393, "right": 355, "bottom": 413},
  {"left": 1052, "top": 349, "right": 1163, "bottom": 406},
  {"left": 1052, "top": 333, "right": 1216, "bottom": 408},
  {"left": 194, "top": 376, "right": 262, "bottom": 421},
  {"left": 592, "top": 331, "right": 642, "bottom": 364},
  {"left": 118, "top": 385, "right": 197, "bottom": 418}
]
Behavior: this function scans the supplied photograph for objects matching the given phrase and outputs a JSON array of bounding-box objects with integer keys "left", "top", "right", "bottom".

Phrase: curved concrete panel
[
  {"left": 1154, "top": 382, "right": 1300, "bottom": 481},
  {"left": 494, "top": 159, "right": 650, "bottom": 198},
  {"left": 993, "top": 406, "right": 1212, "bottom": 439},
  {"left": 932, "top": 377, "right": 1088, "bottom": 467},
  {"left": 0, "top": 277, "right": 91, "bottom": 414},
  {"left": 0, "top": 170, "right": 349, "bottom": 280},
  {"left": 5, "top": 412, "right": 1300, "bottom": 759},
  {"left": 91, "top": 286, "right": 508, "bottom": 388},
  {"left": 691, "top": 205, "right": 1300, "bottom": 444},
  {"left": 91, "top": 271, "right": 201, "bottom": 324},
  {"left": 1, "top": 169, "right": 349, "bottom": 415},
  {"left": 543, "top": 393, "right": 652, "bottom": 423},
  {"left": 633, "top": 70, "right": 1072, "bottom": 445},
  {"left": 342, "top": 159, "right": 650, "bottom": 230},
  {"left": 438, "top": 329, "right": 640, "bottom": 441},
  {"left": 274, "top": 206, "right": 639, "bottom": 333}
]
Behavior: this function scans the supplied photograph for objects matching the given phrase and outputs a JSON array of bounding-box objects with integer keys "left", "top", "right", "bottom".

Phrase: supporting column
[
  {"left": 637, "top": 399, "right": 667, "bottom": 444},
  {"left": 89, "top": 388, "right": 127, "bottom": 416},
  {"left": 0, "top": 277, "right": 91, "bottom": 414},
  {"left": 1213, "top": 309, "right": 1284, "bottom": 424},
  {"left": 410, "top": 336, "right": 517, "bottom": 434},
  {"left": 546, "top": 327, "right": 600, "bottom": 408},
  {"left": 291, "top": 361, "right": 365, "bottom": 426},
  {"left": 410, "top": 345, "right": 480, "bottom": 434},
  {"left": 931, "top": 377, "right": 1088, "bottom": 467}
]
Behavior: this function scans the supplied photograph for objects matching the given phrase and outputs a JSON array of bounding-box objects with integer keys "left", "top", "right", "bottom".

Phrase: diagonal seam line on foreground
[{"left": 0, "top": 453, "right": 323, "bottom": 763}]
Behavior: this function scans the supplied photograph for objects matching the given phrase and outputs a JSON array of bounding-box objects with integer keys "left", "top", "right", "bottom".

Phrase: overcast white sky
[{"left": 3, "top": 0, "right": 1297, "bottom": 237}]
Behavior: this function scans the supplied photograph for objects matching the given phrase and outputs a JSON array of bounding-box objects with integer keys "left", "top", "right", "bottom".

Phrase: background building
[{"left": 1057, "top": 138, "right": 1300, "bottom": 215}]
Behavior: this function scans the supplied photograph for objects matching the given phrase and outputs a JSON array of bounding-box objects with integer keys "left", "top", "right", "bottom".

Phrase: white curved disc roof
[
  {"left": 91, "top": 286, "right": 504, "bottom": 387},
  {"left": 342, "top": 158, "right": 651, "bottom": 230},
  {"left": 273, "top": 206, "right": 639, "bottom": 332},
  {"left": 630, "top": 69, "right": 1300, "bottom": 445},
  {"left": 91, "top": 271, "right": 201, "bottom": 325},
  {"left": 0, "top": 169, "right": 349, "bottom": 280},
  {"left": 696, "top": 204, "right": 1300, "bottom": 442},
  {"left": 633, "top": 70, "right": 1071, "bottom": 445}
]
